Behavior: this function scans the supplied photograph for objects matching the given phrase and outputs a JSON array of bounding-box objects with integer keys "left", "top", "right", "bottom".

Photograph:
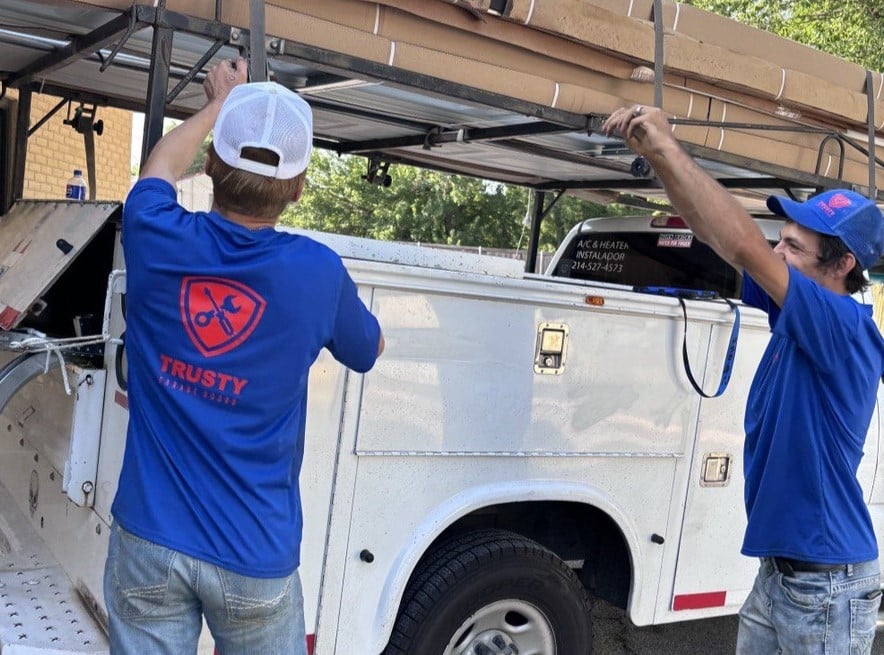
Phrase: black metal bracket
[
  {"left": 5, "top": 10, "right": 145, "bottom": 90},
  {"left": 652, "top": 0, "right": 664, "bottom": 108},
  {"left": 99, "top": 7, "right": 139, "bottom": 72},
  {"left": 5, "top": 4, "right": 243, "bottom": 91},
  {"left": 814, "top": 135, "right": 846, "bottom": 183},
  {"left": 336, "top": 120, "right": 572, "bottom": 155},
  {"left": 63, "top": 103, "right": 102, "bottom": 200},
  {"left": 141, "top": 21, "right": 173, "bottom": 167},
  {"left": 248, "top": 0, "right": 267, "bottom": 82},
  {"left": 11, "top": 89, "right": 31, "bottom": 202},
  {"left": 166, "top": 39, "right": 225, "bottom": 104},
  {"left": 423, "top": 126, "right": 443, "bottom": 150},
  {"left": 27, "top": 97, "right": 68, "bottom": 137},
  {"left": 524, "top": 188, "right": 566, "bottom": 273},
  {"left": 630, "top": 156, "right": 652, "bottom": 178},
  {"left": 864, "top": 70, "right": 877, "bottom": 199},
  {"left": 63, "top": 103, "right": 104, "bottom": 137},
  {"left": 540, "top": 188, "right": 566, "bottom": 221},
  {"left": 362, "top": 157, "right": 392, "bottom": 187}
]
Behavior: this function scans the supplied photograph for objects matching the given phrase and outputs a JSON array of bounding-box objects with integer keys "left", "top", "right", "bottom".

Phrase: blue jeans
[
  {"left": 104, "top": 523, "right": 307, "bottom": 655},
  {"left": 737, "top": 557, "right": 881, "bottom": 655}
]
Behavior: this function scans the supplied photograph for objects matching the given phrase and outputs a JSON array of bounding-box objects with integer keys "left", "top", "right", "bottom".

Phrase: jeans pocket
[
  {"left": 849, "top": 591, "right": 881, "bottom": 655},
  {"left": 217, "top": 568, "right": 294, "bottom": 625},
  {"left": 777, "top": 573, "right": 829, "bottom": 609},
  {"left": 110, "top": 527, "right": 176, "bottom": 620}
]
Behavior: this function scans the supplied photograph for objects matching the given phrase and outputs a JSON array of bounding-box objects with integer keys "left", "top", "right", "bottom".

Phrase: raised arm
[
  {"left": 139, "top": 58, "right": 247, "bottom": 184},
  {"left": 603, "top": 106, "right": 790, "bottom": 306}
]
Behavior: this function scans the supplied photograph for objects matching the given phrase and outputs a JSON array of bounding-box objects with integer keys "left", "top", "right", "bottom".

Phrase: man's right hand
[
  {"left": 139, "top": 57, "right": 247, "bottom": 184},
  {"left": 204, "top": 57, "right": 248, "bottom": 108},
  {"left": 603, "top": 104, "right": 789, "bottom": 306},
  {"left": 602, "top": 105, "right": 677, "bottom": 161}
]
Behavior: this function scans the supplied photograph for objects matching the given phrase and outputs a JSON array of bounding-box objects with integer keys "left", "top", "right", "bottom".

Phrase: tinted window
[{"left": 552, "top": 231, "right": 742, "bottom": 298}]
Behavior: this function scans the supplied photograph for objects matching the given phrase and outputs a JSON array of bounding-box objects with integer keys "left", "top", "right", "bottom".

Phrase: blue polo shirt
[
  {"left": 741, "top": 269, "right": 882, "bottom": 563},
  {"left": 112, "top": 178, "right": 380, "bottom": 577}
]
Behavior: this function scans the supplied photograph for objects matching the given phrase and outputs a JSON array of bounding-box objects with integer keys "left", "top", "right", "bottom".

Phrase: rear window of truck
[{"left": 550, "top": 232, "right": 741, "bottom": 298}]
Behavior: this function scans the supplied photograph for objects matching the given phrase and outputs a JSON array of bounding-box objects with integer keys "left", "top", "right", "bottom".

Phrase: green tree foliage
[
  {"left": 184, "top": 136, "right": 211, "bottom": 178},
  {"left": 682, "top": 0, "right": 883, "bottom": 72},
  {"left": 280, "top": 151, "right": 637, "bottom": 251}
]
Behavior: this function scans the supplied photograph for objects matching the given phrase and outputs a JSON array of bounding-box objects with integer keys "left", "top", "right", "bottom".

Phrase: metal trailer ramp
[{"left": 0, "top": 479, "right": 107, "bottom": 654}]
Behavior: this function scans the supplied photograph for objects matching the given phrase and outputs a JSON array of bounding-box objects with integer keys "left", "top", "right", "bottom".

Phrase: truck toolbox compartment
[{"left": 0, "top": 201, "right": 119, "bottom": 331}]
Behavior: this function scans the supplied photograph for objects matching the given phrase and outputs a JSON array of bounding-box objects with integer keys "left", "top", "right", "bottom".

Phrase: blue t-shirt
[
  {"left": 112, "top": 178, "right": 381, "bottom": 577},
  {"left": 741, "top": 269, "right": 883, "bottom": 563}
]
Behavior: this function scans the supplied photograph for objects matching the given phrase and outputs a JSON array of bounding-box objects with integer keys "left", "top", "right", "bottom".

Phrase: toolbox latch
[
  {"left": 534, "top": 323, "right": 568, "bottom": 375},
  {"left": 700, "top": 453, "right": 732, "bottom": 487}
]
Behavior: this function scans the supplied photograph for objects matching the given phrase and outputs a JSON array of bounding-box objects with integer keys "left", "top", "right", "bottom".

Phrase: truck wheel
[{"left": 383, "top": 529, "right": 592, "bottom": 655}]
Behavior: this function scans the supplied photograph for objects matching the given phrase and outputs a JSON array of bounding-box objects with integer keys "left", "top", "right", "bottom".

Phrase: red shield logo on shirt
[{"left": 180, "top": 276, "right": 266, "bottom": 357}]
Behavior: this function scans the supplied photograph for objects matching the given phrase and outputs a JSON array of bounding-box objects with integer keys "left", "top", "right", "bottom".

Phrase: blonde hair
[{"left": 206, "top": 143, "right": 304, "bottom": 220}]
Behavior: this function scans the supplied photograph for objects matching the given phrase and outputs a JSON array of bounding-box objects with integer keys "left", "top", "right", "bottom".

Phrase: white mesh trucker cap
[{"left": 213, "top": 82, "right": 313, "bottom": 179}]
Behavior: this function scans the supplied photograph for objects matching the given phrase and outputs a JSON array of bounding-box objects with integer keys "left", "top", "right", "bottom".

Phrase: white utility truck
[{"left": 1, "top": 1, "right": 883, "bottom": 654}]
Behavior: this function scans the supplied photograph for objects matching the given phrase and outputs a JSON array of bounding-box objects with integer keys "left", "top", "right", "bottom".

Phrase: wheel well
[{"left": 429, "top": 501, "right": 632, "bottom": 609}]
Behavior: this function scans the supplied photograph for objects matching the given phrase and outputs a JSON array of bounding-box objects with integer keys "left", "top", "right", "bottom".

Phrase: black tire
[{"left": 382, "top": 529, "right": 593, "bottom": 655}]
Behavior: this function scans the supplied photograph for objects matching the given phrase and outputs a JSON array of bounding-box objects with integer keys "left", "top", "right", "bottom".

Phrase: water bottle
[{"left": 65, "top": 169, "right": 88, "bottom": 201}]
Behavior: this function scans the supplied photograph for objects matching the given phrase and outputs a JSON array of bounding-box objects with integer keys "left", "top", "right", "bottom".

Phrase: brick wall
[{"left": 10, "top": 91, "right": 132, "bottom": 202}]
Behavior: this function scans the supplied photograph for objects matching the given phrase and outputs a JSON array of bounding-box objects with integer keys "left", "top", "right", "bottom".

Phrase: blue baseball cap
[{"left": 766, "top": 189, "right": 884, "bottom": 270}]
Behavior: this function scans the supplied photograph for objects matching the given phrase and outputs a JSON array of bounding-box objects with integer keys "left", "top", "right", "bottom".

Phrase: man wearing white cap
[
  {"left": 604, "top": 106, "right": 884, "bottom": 654},
  {"left": 104, "top": 58, "right": 384, "bottom": 654}
]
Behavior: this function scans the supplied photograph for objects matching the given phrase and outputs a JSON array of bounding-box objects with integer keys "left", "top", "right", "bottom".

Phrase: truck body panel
[{"left": 2, "top": 207, "right": 883, "bottom": 652}]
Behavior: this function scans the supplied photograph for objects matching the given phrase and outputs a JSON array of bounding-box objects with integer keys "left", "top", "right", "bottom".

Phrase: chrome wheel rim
[{"left": 444, "top": 598, "right": 556, "bottom": 655}]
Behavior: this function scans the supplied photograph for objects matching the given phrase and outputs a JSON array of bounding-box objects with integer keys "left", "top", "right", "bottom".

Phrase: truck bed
[{"left": 0, "top": 455, "right": 107, "bottom": 653}]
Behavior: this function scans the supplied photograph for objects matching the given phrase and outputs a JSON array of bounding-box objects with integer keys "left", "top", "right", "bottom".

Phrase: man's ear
[
  {"left": 834, "top": 252, "right": 857, "bottom": 279},
  {"left": 291, "top": 175, "right": 306, "bottom": 203}
]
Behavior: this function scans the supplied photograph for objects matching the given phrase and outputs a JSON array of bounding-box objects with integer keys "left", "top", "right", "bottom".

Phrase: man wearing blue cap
[{"left": 604, "top": 105, "right": 884, "bottom": 654}]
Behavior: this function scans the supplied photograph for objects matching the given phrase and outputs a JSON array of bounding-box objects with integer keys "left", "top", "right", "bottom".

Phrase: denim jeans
[
  {"left": 737, "top": 557, "right": 881, "bottom": 655},
  {"left": 104, "top": 523, "right": 307, "bottom": 655}
]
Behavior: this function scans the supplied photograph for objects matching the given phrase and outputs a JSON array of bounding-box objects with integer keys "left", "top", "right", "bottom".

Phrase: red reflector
[
  {"left": 114, "top": 390, "right": 129, "bottom": 409},
  {"left": 0, "top": 306, "right": 21, "bottom": 330},
  {"left": 672, "top": 591, "right": 727, "bottom": 610},
  {"left": 650, "top": 216, "right": 689, "bottom": 229}
]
